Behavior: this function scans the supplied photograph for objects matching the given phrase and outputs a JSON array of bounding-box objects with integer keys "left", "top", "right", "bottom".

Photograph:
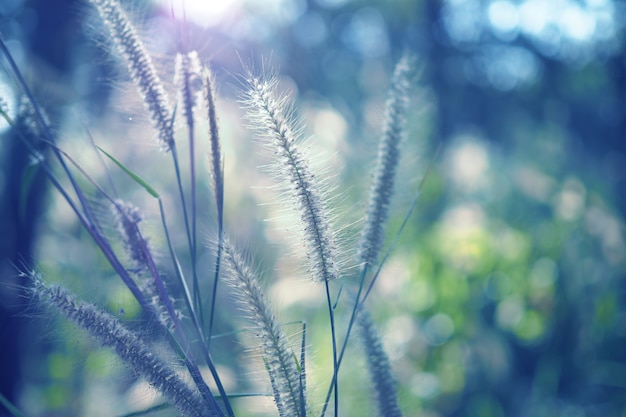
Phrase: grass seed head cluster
[{"left": 1, "top": 0, "right": 424, "bottom": 416}]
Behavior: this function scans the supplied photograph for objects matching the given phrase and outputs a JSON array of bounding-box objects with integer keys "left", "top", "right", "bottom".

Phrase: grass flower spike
[
  {"left": 203, "top": 66, "right": 224, "bottom": 210},
  {"left": 350, "top": 55, "right": 415, "bottom": 417},
  {"left": 221, "top": 238, "right": 307, "bottom": 417},
  {"left": 112, "top": 199, "right": 150, "bottom": 270},
  {"left": 89, "top": 0, "right": 174, "bottom": 151},
  {"left": 242, "top": 73, "right": 339, "bottom": 284},
  {"left": 175, "top": 50, "right": 203, "bottom": 134},
  {"left": 358, "top": 54, "right": 414, "bottom": 269},
  {"left": 356, "top": 310, "right": 402, "bottom": 417},
  {"left": 26, "top": 271, "right": 210, "bottom": 417}
]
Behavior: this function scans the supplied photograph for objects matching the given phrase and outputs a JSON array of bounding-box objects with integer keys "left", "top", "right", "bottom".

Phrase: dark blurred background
[{"left": 1, "top": 0, "right": 625, "bottom": 416}]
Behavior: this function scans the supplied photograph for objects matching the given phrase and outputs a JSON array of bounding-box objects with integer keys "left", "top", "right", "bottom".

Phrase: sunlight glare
[{"left": 157, "top": 0, "right": 241, "bottom": 28}]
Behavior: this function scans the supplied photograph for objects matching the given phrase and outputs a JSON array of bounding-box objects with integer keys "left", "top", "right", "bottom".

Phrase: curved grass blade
[
  {"left": 96, "top": 145, "right": 233, "bottom": 416},
  {"left": 96, "top": 146, "right": 160, "bottom": 198},
  {"left": 0, "top": 392, "right": 26, "bottom": 417}
]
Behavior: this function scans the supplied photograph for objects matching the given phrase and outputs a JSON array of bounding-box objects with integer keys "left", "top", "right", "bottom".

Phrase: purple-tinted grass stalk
[
  {"left": 202, "top": 65, "right": 225, "bottom": 348},
  {"left": 320, "top": 54, "right": 414, "bottom": 417},
  {"left": 87, "top": 0, "right": 198, "bottom": 337},
  {"left": 220, "top": 238, "right": 306, "bottom": 417},
  {"left": 111, "top": 198, "right": 226, "bottom": 417},
  {"left": 84, "top": 2, "right": 228, "bottom": 409},
  {"left": 175, "top": 50, "right": 203, "bottom": 324},
  {"left": 241, "top": 70, "right": 339, "bottom": 416},
  {"left": 96, "top": 146, "right": 235, "bottom": 417},
  {"left": 4, "top": 100, "right": 223, "bottom": 414},
  {"left": 0, "top": 39, "right": 164, "bottom": 337},
  {"left": 26, "top": 271, "right": 210, "bottom": 417},
  {"left": 157, "top": 194, "right": 235, "bottom": 417},
  {"left": 34, "top": 141, "right": 227, "bottom": 416},
  {"left": 0, "top": 38, "right": 102, "bottom": 237}
]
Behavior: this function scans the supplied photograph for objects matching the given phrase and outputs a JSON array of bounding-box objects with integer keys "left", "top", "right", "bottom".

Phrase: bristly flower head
[
  {"left": 26, "top": 270, "right": 210, "bottom": 417},
  {"left": 89, "top": 0, "right": 174, "bottom": 151},
  {"left": 241, "top": 69, "right": 339, "bottom": 283},
  {"left": 220, "top": 237, "right": 307, "bottom": 417},
  {"left": 111, "top": 199, "right": 181, "bottom": 332},
  {"left": 175, "top": 50, "right": 203, "bottom": 131},
  {"left": 357, "top": 54, "right": 415, "bottom": 269},
  {"left": 112, "top": 199, "right": 148, "bottom": 269},
  {"left": 357, "top": 310, "right": 402, "bottom": 417},
  {"left": 202, "top": 64, "right": 224, "bottom": 210}
]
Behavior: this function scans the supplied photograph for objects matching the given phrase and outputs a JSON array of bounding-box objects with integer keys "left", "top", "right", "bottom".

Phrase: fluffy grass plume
[
  {"left": 241, "top": 71, "right": 339, "bottom": 284},
  {"left": 354, "top": 54, "right": 416, "bottom": 417},
  {"left": 203, "top": 65, "right": 224, "bottom": 210},
  {"left": 88, "top": 0, "right": 174, "bottom": 151},
  {"left": 357, "top": 310, "right": 402, "bottom": 417},
  {"left": 220, "top": 238, "right": 307, "bottom": 417},
  {"left": 358, "top": 53, "right": 414, "bottom": 269},
  {"left": 26, "top": 270, "right": 210, "bottom": 417}
]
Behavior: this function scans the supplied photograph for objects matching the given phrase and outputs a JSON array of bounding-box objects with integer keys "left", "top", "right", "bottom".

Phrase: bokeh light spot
[{"left": 156, "top": 0, "right": 241, "bottom": 28}]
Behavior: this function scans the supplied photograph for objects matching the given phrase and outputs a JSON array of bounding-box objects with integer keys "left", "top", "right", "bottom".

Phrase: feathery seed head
[
  {"left": 26, "top": 271, "right": 210, "bottom": 417},
  {"left": 358, "top": 54, "right": 415, "bottom": 269},
  {"left": 15, "top": 95, "right": 49, "bottom": 140},
  {"left": 112, "top": 199, "right": 148, "bottom": 269},
  {"left": 111, "top": 199, "right": 180, "bottom": 332},
  {"left": 357, "top": 310, "right": 403, "bottom": 417},
  {"left": 241, "top": 71, "right": 340, "bottom": 283},
  {"left": 89, "top": 0, "right": 174, "bottom": 151},
  {"left": 220, "top": 237, "right": 307, "bottom": 417},
  {"left": 202, "top": 65, "right": 224, "bottom": 207},
  {"left": 175, "top": 50, "right": 203, "bottom": 129}
]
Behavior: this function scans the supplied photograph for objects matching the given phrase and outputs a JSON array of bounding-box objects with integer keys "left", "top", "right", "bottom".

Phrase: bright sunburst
[{"left": 156, "top": 0, "right": 241, "bottom": 28}]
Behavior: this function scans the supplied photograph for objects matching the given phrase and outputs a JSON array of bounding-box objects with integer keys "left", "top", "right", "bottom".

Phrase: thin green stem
[
  {"left": 157, "top": 198, "right": 235, "bottom": 417},
  {"left": 169, "top": 144, "right": 201, "bottom": 322},
  {"left": 324, "top": 279, "right": 339, "bottom": 417},
  {"left": 207, "top": 220, "right": 223, "bottom": 348}
]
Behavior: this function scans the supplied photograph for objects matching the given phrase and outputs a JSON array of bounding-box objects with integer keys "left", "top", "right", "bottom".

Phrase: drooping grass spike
[{"left": 26, "top": 270, "right": 211, "bottom": 417}]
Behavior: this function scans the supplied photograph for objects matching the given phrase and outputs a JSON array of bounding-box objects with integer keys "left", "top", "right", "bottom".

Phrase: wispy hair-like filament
[
  {"left": 357, "top": 54, "right": 414, "bottom": 269},
  {"left": 241, "top": 72, "right": 338, "bottom": 284},
  {"left": 89, "top": 0, "right": 174, "bottom": 151},
  {"left": 357, "top": 310, "right": 402, "bottom": 417},
  {"left": 220, "top": 238, "right": 306, "bottom": 417},
  {"left": 203, "top": 66, "right": 224, "bottom": 212},
  {"left": 27, "top": 271, "right": 210, "bottom": 417},
  {"left": 202, "top": 64, "right": 225, "bottom": 346}
]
